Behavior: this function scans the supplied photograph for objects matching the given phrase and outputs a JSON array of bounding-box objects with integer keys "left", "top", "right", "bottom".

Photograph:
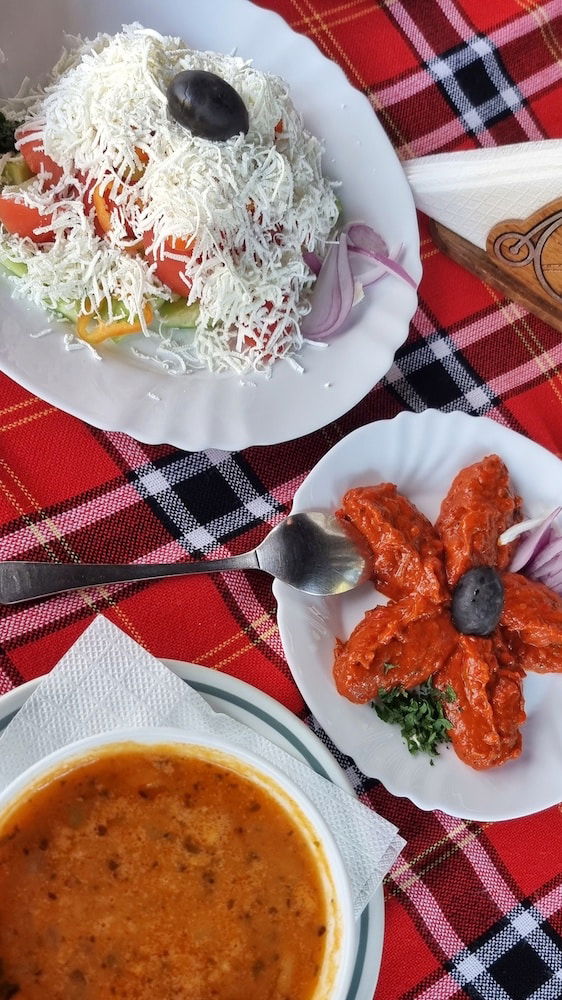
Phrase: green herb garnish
[
  {"left": 374, "top": 680, "right": 455, "bottom": 758},
  {"left": 444, "top": 683, "right": 457, "bottom": 703},
  {"left": 383, "top": 662, "right": 398, "bottom": 674},
  {"left": 0, "top": 112, "right": 21, "bottom": 155}
]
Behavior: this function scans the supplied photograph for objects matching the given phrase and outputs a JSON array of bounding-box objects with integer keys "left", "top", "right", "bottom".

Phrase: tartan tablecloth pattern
[{"left": 2, "top": 1, "right": 562, "bottom": 997}]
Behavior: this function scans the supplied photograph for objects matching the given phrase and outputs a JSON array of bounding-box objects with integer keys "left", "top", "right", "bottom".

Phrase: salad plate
[
  {"left": 274, "top": 409, "right": 562, "bottom": 821},
  {"left": 0, "top": 659, "right": 384, "bottom": 1000},
  {"left": 0, "top": 0, "right": 420, "bottom": 451}
]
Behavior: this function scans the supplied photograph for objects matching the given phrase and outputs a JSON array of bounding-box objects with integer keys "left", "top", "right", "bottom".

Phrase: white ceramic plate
[
  {"left": 274, "top": 409, "right": 562, "bottom": 821},
  {"left": 0, "top": 660, "right": 384, "bottom": 1000},
  {"left": 0, "top": 0, "right": 420, "bottom": 451}
]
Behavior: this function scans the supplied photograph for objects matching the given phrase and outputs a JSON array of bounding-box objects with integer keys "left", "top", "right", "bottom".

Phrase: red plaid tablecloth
[{"left": 2, "top": 1, "right": 562, "bottom": 997}]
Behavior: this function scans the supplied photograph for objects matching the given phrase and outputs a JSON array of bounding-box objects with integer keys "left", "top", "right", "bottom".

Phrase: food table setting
[{"left": 1, "top": 0, "right": 562, "bottom": 998}]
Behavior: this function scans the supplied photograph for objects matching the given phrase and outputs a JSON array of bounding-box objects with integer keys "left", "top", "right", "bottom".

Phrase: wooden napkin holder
[{"left": 429, "top": 197, "right": 562, "bottom": 333}]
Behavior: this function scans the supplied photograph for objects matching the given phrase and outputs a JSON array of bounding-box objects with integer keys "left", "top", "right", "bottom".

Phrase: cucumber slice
[
  {"left": 52, "top": 301, "right": 80, "bottom": 323},
  {"left": 98, "top": 298, "right": 130, "bottom": 323},
  {"left": 334, "top": 195, "right": 343, "bottom": 226},
  {"left": 0, "top": 260, "right": 81, "bottom": 327},
  {"left": 55, "top": 299, "right": 143, "bottom": 329},
  {"left": 1, "top": 155, "right": 33, "bottom": 186},
  {"left": 158, "top": 298, "right": 200, "bottom": 329},
  {"left": 0, "top": 255, "right": 27, "bottom": 277}
]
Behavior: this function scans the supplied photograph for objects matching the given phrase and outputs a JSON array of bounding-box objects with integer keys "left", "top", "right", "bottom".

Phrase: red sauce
[
  {"left": 333, "top": 596, "right": 457, "bottom": 703},
  {"left": 331, "top": 455, "right": 562, "bottom": 770},
  {"left": 501, "top": 572, "right": 562, "bottom": 664},
  {"left": 0, "top": 749, "right": 328, "bottom": 1000},
  {"left": 337, "top": 483, "right": 448, "bottom": 604},
  {"left": 434, "top": 634, "right": 524, "bottom": 769},
  {"left": 435, "top": 454, "right": 521, "bottom": 587}
]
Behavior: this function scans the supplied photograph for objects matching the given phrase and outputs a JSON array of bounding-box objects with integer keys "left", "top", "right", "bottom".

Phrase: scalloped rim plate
[
  {"left": 275, "top": 410, "right": 562, "bottom": 821},
  {"left": 0, "top": 0, "right": 420, "bottom": 450}
]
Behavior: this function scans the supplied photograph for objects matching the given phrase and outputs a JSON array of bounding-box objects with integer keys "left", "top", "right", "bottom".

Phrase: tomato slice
[
  {"left": 0, "top": 194, "right": 54, "bottom": 242},
  {"left": 16, "top": 129, "right": 63, "bottom": 188},
  {"left": 243, "top": 300, "right": 291, "bottom": 363},
  {"left": 135, "top": 146, "right": 150, "bottom": 167},
  {"left": 143, "top": 231, "right": 194, "bottom": 296}
]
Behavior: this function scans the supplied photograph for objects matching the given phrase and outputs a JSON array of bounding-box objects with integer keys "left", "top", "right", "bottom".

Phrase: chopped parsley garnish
[
  {"left": 383, "top": 662, "right": 398, "bottom": 674},
  {"left": 0, "top": 112, "right": 21, "bottom": 155},
  {"left": 444, "top": 683, "right": 457, "bottom": 703},
  {"left": 374, "top": 680, "right": 456, "bottom": 758}
]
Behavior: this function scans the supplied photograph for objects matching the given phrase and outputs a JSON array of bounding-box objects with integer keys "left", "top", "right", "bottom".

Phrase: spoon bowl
[
  {"left": 0, "top": 512, "right": 373, "bottom": 604},
  {"left": 255, "top": 512, "right": 373, "bottom": 595}
]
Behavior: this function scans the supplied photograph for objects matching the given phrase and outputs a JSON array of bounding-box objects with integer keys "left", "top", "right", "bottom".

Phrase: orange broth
[{"left": 0, "top": 747, "right": 329, "bottom": 1000}]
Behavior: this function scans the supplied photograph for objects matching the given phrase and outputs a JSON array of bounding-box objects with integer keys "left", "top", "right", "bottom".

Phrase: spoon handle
[{"left": 0, "top": 552, "right": 261, "bottom": 604}]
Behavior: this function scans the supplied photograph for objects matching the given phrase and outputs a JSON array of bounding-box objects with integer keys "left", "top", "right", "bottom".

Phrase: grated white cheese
[
  {"left": 0, "top": 24, "right": 339, "bottom": 375},
  {"left": 63, "top": 330, "right": 101, "bottom": 360},
  {"left": 29, "top": 326, "right": 53, "bottom": 338},
  {"left": 285, "top": 356, "right": 305, "bottom": 374}
]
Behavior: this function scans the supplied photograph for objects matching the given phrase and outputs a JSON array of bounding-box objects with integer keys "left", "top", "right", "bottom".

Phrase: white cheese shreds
[
  {"left": 0, "top": 23, "right": 339, "bottom": 374},
  {"left": 29, "top": 327, "right": 53, "bottom": 338}
]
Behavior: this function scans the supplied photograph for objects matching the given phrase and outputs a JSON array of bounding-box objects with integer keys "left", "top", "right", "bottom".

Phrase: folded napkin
[
  {"left": 403, "top": 140, "right": 562, "bottom": 249},
  {"left": 0, "top": 616, "right": 404, "bottom": 918}
]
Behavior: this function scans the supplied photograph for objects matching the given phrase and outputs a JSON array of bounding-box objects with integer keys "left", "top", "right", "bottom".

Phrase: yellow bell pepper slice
[{"left": 76, "top": 302, "right": 153, "bottom": 344}]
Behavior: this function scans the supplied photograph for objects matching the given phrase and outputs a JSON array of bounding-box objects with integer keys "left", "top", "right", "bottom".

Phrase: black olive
[
  {"left": 167, "top": 70, "right": 249, "bottom": 142},
  {"left": 451, "top": 566, "right": 504, "bottom": 637}
]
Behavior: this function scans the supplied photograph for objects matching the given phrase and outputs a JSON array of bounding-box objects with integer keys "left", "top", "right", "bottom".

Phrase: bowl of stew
[{"left": 0, "top": 727, "right": 357, "bottom": 1000}]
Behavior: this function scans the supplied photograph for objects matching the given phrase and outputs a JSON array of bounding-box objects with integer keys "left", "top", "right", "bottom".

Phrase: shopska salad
[{"left": 0, "top": 24, "right": 413, "bottom": 376}]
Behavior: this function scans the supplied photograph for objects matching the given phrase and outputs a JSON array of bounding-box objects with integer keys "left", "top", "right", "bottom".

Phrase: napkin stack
[
  {"left": 0, "top": 616, "right": 404, "bottom": 918},
  {"left": 403, "top": 140, "right": 562, "bottom": 249}
]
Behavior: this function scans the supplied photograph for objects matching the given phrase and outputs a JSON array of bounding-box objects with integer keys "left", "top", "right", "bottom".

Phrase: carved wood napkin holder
[
  {"left": 430, "top": 200, "right": 562, "bottom": 333},
  {"left": 403, "top": 142, "right": 562, "bottom": 333}
]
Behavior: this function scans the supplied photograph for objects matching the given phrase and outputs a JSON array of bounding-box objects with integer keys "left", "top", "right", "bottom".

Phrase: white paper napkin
[
  {"left": 0, "top": 616, "right": 404, "bottom": 918},
  {"left": 403, "top": 140, "right": 562, "bottom": 249}
]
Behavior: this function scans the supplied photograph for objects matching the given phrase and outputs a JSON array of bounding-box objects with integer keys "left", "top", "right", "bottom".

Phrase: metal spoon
[{"left": 0, "top": 512, "right": 373, "bottom": 605}]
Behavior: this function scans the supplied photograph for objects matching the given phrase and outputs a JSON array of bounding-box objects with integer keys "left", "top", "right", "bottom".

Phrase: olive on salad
[
  {"left": 451, "top": 566, "right": 505, "bottom": 637},
  {"left": 167, "top": 70, "right": 249, "bottom": 141}
]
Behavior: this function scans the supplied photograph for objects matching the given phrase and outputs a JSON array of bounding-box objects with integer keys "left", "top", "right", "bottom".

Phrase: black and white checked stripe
[
  {"left": 448, "top": 902, "right": 562, "bottom": 1000},
  {"left": 132, "top": 449, "right": 283, "bottom": 555},
  {"left": 430, "top": 34, "right": 525, "bottom": 134},
  {"left": 383, "top": 330, "right": 499, "bottom": 415}
]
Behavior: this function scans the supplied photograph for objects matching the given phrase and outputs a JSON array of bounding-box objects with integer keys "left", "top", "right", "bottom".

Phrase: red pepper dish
[{"left": 333, "top": 455, "right": 562, "bottom": 770}]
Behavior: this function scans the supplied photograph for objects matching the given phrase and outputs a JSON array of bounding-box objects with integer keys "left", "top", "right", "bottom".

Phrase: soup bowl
[{"left": 0, "top": 726, "right": 357, "bottom": 1000}]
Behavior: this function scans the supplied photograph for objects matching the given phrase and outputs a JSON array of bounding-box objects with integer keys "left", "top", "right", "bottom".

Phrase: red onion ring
[
  {"left": 507, "top": 507, "right": 562, "bottom": 573},
  {"left": 301, "top": 232, "right": 355, "bottom": 340},
  {"left": 303, "top": 222, "right": 416, "bottom": 340},
  {"left": 504, "top": 507, "right": 562, "bottom": 593}
]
